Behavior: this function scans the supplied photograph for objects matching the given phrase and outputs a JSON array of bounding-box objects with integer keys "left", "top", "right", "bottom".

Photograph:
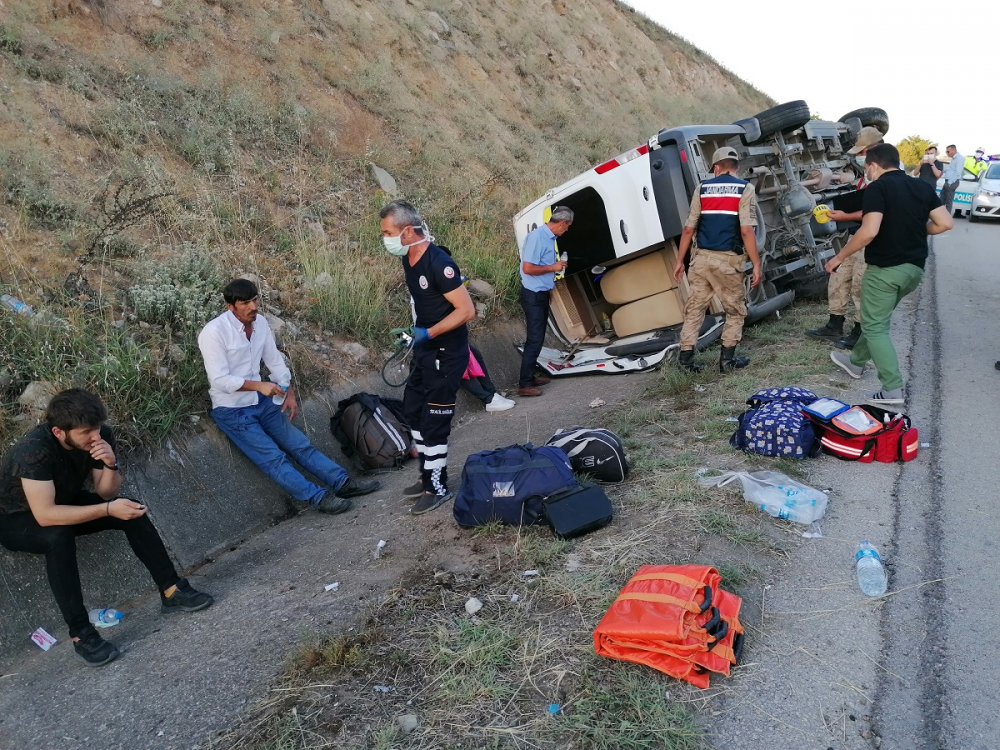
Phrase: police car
[
  {"left": 514, "top": 101, "right": 884, "bottom": 376},
  {"left": 970, "top": 161, "right": 1000, "bottom": 221}
]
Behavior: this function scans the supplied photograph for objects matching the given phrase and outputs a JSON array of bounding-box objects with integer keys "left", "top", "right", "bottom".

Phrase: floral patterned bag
[{"left": 728, "top": 387, "right": 821, "bottom": 459}]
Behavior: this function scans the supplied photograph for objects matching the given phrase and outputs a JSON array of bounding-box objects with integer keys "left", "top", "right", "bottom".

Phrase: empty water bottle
[
  {"left": 555, "top": 252, "right": 568, "bottom": 281},
  {"left": 272, "top": 374, "right": 291, "bottom": 406},
  {"left": 855, "top": 542, "right": 887, "bottom": 596},
  {"left": 1, "top": 294, "right": 33, "bottom": 317},
  {"left": 88, "top": 608, "right": 123, "bottom": 628}
]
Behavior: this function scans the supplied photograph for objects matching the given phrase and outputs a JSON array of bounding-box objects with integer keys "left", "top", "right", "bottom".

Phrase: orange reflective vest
[{"left": 593, "top": 565, "right": 744, "bottom": 689}]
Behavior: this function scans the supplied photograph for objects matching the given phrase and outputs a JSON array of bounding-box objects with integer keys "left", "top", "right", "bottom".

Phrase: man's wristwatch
[{"left": 104, "top": 462, "right": 120, "bottom": 471}]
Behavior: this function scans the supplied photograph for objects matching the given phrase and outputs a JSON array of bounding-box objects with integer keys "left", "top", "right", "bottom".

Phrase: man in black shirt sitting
[
  {"left": 380, "top": 200, "right": 476, "bottom": 515},
  {"left": 825, "top": 143, "right": 953, "bottom": 404},
  {"left": 0, "top": 389, "right": 213, "bottom": 666}
]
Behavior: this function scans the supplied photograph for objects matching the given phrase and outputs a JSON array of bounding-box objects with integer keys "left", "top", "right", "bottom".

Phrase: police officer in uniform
[
  {"left": 380, "top": 200, "right": 476, "bottom": 515},
  {"left": 672, "top": 146, "right": 761, "bottom": 372}
]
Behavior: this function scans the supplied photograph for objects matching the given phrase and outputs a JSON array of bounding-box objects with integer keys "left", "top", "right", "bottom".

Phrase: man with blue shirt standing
[
  {"left": 518, "top": 206, "right": 572, "bottom": 397},
  {"left": 941, "top": 145, "right": 964, "bottom": 216}
]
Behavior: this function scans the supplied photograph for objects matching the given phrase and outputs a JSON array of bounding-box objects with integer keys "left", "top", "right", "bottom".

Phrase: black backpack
[
  {"left": 330, "top": 393, "right": 412, "bottom": 472},
  {"left": 545, "top": 427, "right": 630, "bottom": 483}
]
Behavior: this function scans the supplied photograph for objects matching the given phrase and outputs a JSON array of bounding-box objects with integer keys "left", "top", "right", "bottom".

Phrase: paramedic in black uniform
[{"left": 380, "top": 200, "right": 476, "bottom": 515}]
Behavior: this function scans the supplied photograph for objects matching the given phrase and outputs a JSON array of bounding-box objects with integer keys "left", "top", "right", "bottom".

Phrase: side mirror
[{"left": 734, "top": 116, "right": 761, "bottom": 145}]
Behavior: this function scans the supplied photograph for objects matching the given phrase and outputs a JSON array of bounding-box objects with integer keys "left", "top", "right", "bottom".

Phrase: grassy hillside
[{"left": 0, "top": 0, "right": 772, "bottom": 447}]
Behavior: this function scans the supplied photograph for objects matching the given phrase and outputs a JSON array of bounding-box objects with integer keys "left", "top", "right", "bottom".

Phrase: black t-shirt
[
  {"left": 862, "top": 170, "right": 942, "bottom": 269},
  {"left": 917, "top": 160, "right": 943, "bottom": 187},
  {"left": 403, "top": 243, "right": 467, "bottom": 344},
  {"left": 0, "top": 424, "right": 115, "bottom": 515}
]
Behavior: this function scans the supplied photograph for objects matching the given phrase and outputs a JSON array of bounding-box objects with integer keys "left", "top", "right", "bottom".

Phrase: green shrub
[{"left": 127, "top": 246, "right": 222, "bottom": 333}]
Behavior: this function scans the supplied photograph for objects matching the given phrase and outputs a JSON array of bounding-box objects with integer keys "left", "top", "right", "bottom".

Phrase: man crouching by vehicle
[
  {"left": 381, "top": 200, "right": 476, "bottom": 515},
  {"left": 673, "top": 146, "right": 762, "bottom": 372}
]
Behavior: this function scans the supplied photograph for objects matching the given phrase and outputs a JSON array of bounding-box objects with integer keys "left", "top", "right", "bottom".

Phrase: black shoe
[
  {"left": 995, "top": 361, "right": 1000, "bottom": 371},
  {"left": 161, "top": 578, "right": 214, "bottom": 614},
  {"left": 73, "top": 629, "right": 120, "bottom": 667},
  {"left": 318, "top": 495, "right": 353, "bottom": 514},
  {"left": 410, "top": 491, "right": 452, "bottom": 515},
  {"left": 835, "top": 323, "right": 862, "bottom": 350},
  {"left": 678, "top": 349, "right": 705, "bottom": 372},
  {"left": 335, "top": 478, "right": 380, "bottom": 499},
  {"left": 806, "top": 314, "right": 845, "bottom": 341},
  {"left": 720, "top": 346, "right": 750, "bottom": 372},
  {"left": 403, "top": 479, "right": 424, "bottom": 499}
]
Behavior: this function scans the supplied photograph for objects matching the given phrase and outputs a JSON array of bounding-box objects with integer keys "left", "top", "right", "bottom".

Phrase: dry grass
[{"left": 203, "top": 299, "right": 849, "bottom": 749}]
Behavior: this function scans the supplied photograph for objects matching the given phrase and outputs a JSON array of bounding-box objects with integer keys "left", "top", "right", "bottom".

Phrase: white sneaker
[{"left": 485, "top": 394, "right": 515, "bottom": 412}]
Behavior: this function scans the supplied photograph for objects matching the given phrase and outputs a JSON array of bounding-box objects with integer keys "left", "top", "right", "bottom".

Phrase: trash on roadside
[
  {"left": 373, "top": 685, "right": 395, "bottom": 693},
  {"left": 594, "top": 565, "right": 744, "bottom": 689},
  {"left": 374, "top": 540, "right": 387, "bottom": 559},
  {"left": 88, "top": 608, "right": 123, "bottom": 628},
  {"left": 30, "top": 628, "right": 56, "bottom": 651},
  {"left": 324, "top": 582, "right": 340, "bottom": 592},
  {"left": 522, "top": 570, "right": 540, "bottom": 577},
  {"left": 547, "top": 703, "right": 561, "bottom": 715},
  {"left": 698, "top": 469, "right": 828, "bottom": 524},
  {"left": 921, "top": 442, "right": 930, "bottom": 448},
  {"left": 856, "top": 542, "right": 888, "bottom": 596},
  {"left": 725, "top": 417, "right": 740, "bottom": 423},
  {"left": 693, "top": 385, "right": 707, "bottom": 392},
  {"left": 510, "top": 594, "right": 519, "bottom": 602},
  {"left": 465, "top": 597, "right": 483, "bottom": 615},
  {"left": 802, "top": 523, "right": 823, "bottom": 539},
  {"left": 589, "top": 397, "right": 606, "bottom": 408}
]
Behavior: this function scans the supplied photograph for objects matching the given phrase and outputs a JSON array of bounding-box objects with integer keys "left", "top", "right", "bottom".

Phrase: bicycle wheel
[{"left": 381, "top": 343, "right": 414, "bottom": 387}]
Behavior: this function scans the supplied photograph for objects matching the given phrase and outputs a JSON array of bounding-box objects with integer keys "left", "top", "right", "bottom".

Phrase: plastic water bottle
[
  {"left": 272, "top": 375, "right": 290, "bottom": 406},
  {"left": 1, "top": 294, "right": 33, "bottom": 316},
  {"left": 855, "top": 542, "right": 887, "bottom": 596},
  {"left": 88, "top": 608, "right": 124, "bottom": 628},
  {"left": 555, "top": 252, "right": 568, "bottom": 281}
]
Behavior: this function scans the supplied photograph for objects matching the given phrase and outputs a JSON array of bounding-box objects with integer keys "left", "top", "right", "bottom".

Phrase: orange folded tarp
[{"left": 593, "top": 565, "right": 744, "bottom": 689}]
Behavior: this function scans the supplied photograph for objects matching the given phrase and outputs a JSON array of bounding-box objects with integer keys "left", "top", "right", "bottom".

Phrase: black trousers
[
  {"left": 460, "top": 343, "right": 498, "bottom": 404},
  {"left": 519, "top": 286, "right": 551, "bottom": 387},
  {"left": 403, "top": 333, "right": 468, "bottom": 494},
  {"left": 0, "top": 492, "right": 180, "bottom": 638}
]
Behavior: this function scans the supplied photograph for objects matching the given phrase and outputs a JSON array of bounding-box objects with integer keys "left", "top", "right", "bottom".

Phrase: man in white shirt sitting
[{"left": 197, "top": 279, "right": 379, "bottom": 513}]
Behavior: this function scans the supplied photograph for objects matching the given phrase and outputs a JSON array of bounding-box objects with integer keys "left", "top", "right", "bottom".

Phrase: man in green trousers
[{"left": 824, "top": 143, "right": 953, "bottom": 405}]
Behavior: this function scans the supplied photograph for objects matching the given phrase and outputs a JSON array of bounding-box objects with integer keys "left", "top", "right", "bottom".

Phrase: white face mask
[
  {"left": 864, "top": 166, "right": 876, "bottom": 184},
  {"left": 855, "top": 155, "right": 867, "bottom": 167},
  {"left": 382, "top": 225, "right": 430, "bottom": 256}
]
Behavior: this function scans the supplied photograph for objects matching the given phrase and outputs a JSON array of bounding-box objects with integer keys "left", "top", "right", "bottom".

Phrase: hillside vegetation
[{"left": 0, "top": 0, "right": 772, "bottom": 447}]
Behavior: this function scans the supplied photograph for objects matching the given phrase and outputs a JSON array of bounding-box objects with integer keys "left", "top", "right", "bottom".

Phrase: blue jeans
[
  {"left": 519, "top": 286, "right": 551, "bottom": 387},
  {"left": 211, "top": 398, "right": 348, "bottom": 506}
]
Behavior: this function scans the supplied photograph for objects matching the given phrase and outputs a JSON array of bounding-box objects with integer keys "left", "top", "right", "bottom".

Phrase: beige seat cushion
[
  {"left": 611, "top": 289, "right": 685, "bottom": 338},
  {"left": 600, "top": 249, "right": 677, "bottom": 305}
]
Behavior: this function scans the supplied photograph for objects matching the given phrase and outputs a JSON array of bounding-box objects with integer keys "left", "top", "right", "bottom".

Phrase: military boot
[
  {"left": 835, "top": 322, "right": 862, "bottom": 350},
  {"left": 678, "top": 349, "right": 704, "bottom": 372},
  {"left": 720, "top": 346, "right": 750, "bottom": 372},
  {"left": 805, "top": 314, "right": 845, "bottom": 341}
]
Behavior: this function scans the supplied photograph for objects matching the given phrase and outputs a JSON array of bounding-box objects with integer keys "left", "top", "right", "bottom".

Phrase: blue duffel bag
[{"left": 453, "top": 444, "right": 576, "bottom": 527}]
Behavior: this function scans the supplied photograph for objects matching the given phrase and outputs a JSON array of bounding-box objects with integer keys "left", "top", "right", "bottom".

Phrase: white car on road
[{"left": 969, "top": 162, "right": 1000, "bottom": 221}]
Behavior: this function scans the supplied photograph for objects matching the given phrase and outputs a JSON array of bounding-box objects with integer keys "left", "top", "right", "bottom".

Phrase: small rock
[
  {"left": 467, "top": 279, "right": 495, "bottom": 299},
  {"left": 167, "top": 344, "right": 186, "bottom": 363},
  {"left": 269, "top": 31, "right": 281, "bottom": 45},
  {"left": 565, "top": 554, "right": 582, "bottom": 573},
  {"left": 303, "top": 220, "right": 325, "bottom": 239},
  {"left": 570, "top": 77, "right": 583, "bottom": 90},
  {"left": 151, "top": 0, "right": 162, "bottom": 6},
  {"left": 156, "top": 366, "right": 170, "bottom": 378},
  {"left": 312, "top": 272, "right": 333, "bottom": 287},
  {"left": 552, "top": 0, "right": 568, "bottom": 14},
  {"left": 425, "top": 10, "right": 449, "bottom": 35},
  {"left": 18, "top": 381, "right": 58, "bottom": 412},
  {"left": 339, "top": 342, "right": 370, "bottom": 362},
  {"left": 589, "top": 397, "right": 606, "bottom": 408},
  {"left": 474, "top": 301, "right": 488, "bottom": 319},
  {"left": 240, "top": 273, "right": 260, "bottom": 287},
  {"left": 396, "top": 714, "right": 419, "bottom": 735},
  {"left": 138, "top": 321, "right": 151, "bottom": 329},
  {"left": 369, "top": 164, "right": 400, "bottom": 199},
  {"left": 262, "top": 313, "right": 286, "bottom": 340},
  {"left": 189, "top": 415, "right": 201, "bottom": 424},
  {"left": 464, "top": 597, "right": 483, "bottom": 615}
]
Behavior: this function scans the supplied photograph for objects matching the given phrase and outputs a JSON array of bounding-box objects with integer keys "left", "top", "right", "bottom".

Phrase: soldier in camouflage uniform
[{"left": 673, "top": 146, "right": 762, "bottom": 372}]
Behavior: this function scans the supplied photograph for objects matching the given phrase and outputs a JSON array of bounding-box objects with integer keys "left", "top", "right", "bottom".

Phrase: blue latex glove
[{"left": 390, "top": 326, "right": 431, "bottom": 347}]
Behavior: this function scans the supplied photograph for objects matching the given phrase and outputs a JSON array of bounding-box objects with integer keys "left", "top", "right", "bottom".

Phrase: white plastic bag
[{"left": 697, "top": 470, "right": 828, "bottom": 524}]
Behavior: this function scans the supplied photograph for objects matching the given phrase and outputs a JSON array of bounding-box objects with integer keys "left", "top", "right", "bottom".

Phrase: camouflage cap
[
  {"left": 847, "top": 126, "right": 884, "bottom": 155},
  {"left": 710, "top": 146, "right": 739, "bottom": 166}
]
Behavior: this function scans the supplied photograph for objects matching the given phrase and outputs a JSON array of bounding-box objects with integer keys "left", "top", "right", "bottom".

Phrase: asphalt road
[{"left": 874, "top": 219, "right": 1000, "bottom": 749}]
